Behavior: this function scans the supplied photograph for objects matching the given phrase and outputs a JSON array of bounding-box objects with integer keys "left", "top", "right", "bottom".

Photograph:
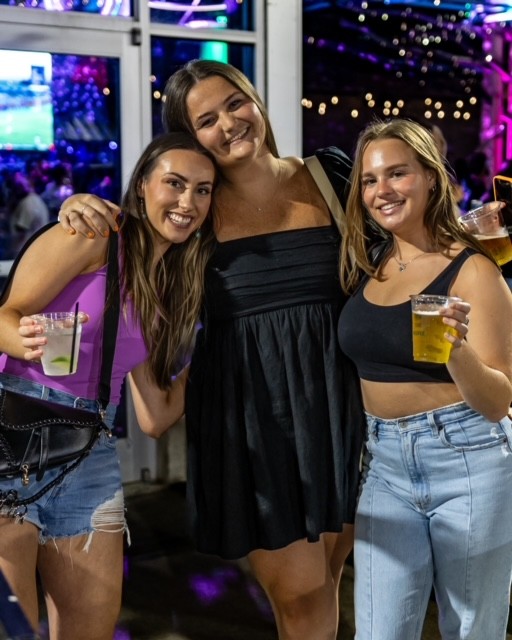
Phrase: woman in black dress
[{"left": 59, "top": 60, "right": 366, "bottom": 640}]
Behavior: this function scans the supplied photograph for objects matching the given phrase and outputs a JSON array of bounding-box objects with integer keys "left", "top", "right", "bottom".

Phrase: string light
[{"left": 302, "top": 0, "right": 510, "bottom": 130}]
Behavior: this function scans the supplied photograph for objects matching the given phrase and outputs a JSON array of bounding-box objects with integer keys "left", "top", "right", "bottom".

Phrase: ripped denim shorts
[{"left": 0, "top": 373, "right": 127, "bottom": 542}]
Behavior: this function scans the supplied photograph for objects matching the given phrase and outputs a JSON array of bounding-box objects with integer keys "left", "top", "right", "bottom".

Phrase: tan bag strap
[{"left": 304, "top": 155, "right": 347, "bottom": 236}]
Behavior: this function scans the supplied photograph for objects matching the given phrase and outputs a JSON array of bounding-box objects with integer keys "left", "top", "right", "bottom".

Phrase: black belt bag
[
  {"left": 0, "top": 225, "right": 119, "bottom": 521},
  {"left": 0, "top": 388, "right": 107, "bottom": 486}
]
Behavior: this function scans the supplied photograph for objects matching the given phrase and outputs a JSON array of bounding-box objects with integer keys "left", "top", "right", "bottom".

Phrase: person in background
[
  {"left": 8, "top": 172, "right": 50, "bottom": 256},
  {"left": 58, "top": 59, "right": 366, "bottom": 640},
  {"left": 338, "top": 118, "right": 512, "bottom": 640},
  {"left": 460, "top": 149, "right": 491, "bottom": 210},
  {"left": 41, "top": 163, "right": 74, "bottom": 220},
  {"left": 490, "top": 159, "right": 512, "bottom": 290},
  {"left": 0, "top": 132, "right": 216, "bottom": 640}
]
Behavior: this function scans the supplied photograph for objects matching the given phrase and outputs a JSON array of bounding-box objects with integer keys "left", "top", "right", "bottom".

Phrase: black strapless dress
[{"left": 185, "top": 225, "right": 366, "bottom": 559}]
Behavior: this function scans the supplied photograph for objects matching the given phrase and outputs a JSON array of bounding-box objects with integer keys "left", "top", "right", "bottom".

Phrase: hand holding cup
[
  {"left": 459, "top": 201, "right": 512, "bottom": 266},
  {"left": 21, "top": 312, "right": 89, "bottom": 374},
  {"left": 411, "top": 295, "right": 470, "bottom": 363}
]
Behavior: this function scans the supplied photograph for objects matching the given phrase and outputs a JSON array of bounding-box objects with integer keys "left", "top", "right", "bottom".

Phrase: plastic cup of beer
[
  {"left": 410, "top": 295, "right": 462, "bottom": 364},
  {"left": 31, "top": 312, "right": 82, "bottom": 376},
  {"left": 459, "top": 201, "right": 512, "bottom": 265}
]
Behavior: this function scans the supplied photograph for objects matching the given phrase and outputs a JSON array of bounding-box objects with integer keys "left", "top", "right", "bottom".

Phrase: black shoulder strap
[{"left": 98, "top": 232, "right": 120, "bottom": 411}]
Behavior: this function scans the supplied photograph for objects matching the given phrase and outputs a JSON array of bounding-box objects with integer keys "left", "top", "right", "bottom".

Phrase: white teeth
[
  {"left": 381, "top": 201, "right": 402, "bottom": 211},
  {"left": 168, "top": 212, "right": 193, "bottom": 227},
  {"left": 227, "top": 128, "right": 248, "bottom": 144}
]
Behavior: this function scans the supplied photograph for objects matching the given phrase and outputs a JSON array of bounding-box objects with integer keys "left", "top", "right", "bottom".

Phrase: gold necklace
[{"left": 393, "top": 251, "right": 427, "bottom": 272}]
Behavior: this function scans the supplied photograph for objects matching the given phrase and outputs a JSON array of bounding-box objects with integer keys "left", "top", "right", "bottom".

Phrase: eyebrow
[
  {"left": 362, "top": 163, "right": 410, "bottom": 177},
  {"left": 164, "top": 171, "right": 213, "bottom": 186}
]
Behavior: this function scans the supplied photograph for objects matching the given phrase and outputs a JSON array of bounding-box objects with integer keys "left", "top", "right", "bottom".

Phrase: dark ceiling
[
  {"left": 300, "top": 0, "right": 512, "bottom": 158},
  {"left": 302, "top": 0, "right": 511, "bottom": 97}
]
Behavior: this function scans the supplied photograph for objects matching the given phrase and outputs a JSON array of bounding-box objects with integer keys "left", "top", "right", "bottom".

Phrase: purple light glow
[{"left": 189, "top": 574, "right": 227, "bottom": 604}]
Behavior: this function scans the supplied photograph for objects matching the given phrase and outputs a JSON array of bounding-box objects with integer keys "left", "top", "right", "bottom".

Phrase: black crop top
[{"left": 337, "top": 249, "right": 477, "bottom": 383}]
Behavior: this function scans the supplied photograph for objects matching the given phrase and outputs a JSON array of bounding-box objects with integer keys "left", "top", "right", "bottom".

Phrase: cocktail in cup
[
  {"left": 459, "top": 201, "right": 512, "bottom": 266},
  {"left": 410, "top": 295, "right": 462, "bottom": 364},
  {"left": 31, "top": 312, "right": 82, "bottom": 376}
]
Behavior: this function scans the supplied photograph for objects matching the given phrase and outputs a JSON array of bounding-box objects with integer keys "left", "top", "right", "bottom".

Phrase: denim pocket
[{"left": 439, "top": 412, "right": 511, "bottom": 452}]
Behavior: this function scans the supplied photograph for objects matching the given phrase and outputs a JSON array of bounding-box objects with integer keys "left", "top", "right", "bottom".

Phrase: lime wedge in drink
[{"left": 50, "top": 356, "right": 72, "bottom": 370}]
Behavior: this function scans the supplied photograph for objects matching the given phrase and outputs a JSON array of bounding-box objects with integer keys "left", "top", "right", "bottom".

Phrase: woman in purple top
[{"left": 0, "top": 132, "right": 216, "bottom": 640}]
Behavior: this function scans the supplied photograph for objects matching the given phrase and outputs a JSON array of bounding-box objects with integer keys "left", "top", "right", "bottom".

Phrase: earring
[
  {"left": 140, "top": 198, "right": 147, "bottom": 219},
  {"left": 431, "top": 184, "right": 437, "bottom": 193},
  {"left": 195, "top": 227, "right": 202, "bottom": 239}
]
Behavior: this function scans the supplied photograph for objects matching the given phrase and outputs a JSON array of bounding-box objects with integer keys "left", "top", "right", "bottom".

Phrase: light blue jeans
[{"left": 354, "top": 401, "right": 512, "bottom": 640}]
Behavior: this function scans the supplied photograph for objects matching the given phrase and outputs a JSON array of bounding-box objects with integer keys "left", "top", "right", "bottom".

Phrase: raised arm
[
  {"left": 59, "top": 193, "right": 121, "bottom": 238},
  {"left": 447, "top": 254, "right": 512, "bottom": 421},
  {"left": 127, "top": 363, "right": 188, "bottom": 438},
  {"left": 0, "top": 224, "right": 107, "bottom": 360}
]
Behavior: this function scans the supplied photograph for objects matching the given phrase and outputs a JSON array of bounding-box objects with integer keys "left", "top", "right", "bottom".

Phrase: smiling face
[
  {"left": 140, "top": 148, "right": 214, "bottom": 255},
  {"left": 361, "top": 137, "right": 436, "bottom": 238},
  {"left": 185, "top": 75, "right": 268, "bottom": 169}
]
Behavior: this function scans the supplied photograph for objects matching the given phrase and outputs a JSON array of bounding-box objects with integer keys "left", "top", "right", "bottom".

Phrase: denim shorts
[{"left": 0, "top": 373, "right": 127, "bottom": 542}]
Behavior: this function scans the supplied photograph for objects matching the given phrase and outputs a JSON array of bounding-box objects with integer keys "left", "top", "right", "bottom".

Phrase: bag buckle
[{"left": 21, "top": 464, "right": 30, "bottom": 487}]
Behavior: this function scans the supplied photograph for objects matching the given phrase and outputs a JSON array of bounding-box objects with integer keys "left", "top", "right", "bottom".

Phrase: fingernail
[
  {"left": 103, "top": 229, "right": 110, "bottom": 237},
  {"left": 69, "top": 229, "right": 76, "bottom": 235},
  {"left": 113, "top": 225, "right": 119, "bottom": 232},
  {"left": 87, "top": 232, "right": 95, "bottom": 239}
]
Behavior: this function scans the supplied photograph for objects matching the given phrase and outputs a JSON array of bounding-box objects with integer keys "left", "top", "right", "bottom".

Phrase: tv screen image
[{"left": 0, "top": 50, "right": 54, "bottom": 151}]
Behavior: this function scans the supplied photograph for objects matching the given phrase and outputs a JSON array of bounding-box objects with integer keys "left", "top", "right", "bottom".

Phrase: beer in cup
[
  {"left": 459, "top": 201, "right": 512, "bottom": 266},
  {"left": 410, "top": 295, "right": 461, "bottom": 364},
  {"left": 31, "top": 312, "right": 82, "bottom": 376}
]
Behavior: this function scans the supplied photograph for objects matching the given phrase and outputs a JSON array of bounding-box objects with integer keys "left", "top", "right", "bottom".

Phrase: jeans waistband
[
  {"left": 365, "top": 401, "right": 474, "bottom": 429},
  {"left": 0, "top": 372, "right": 117, "bottom": 426}
]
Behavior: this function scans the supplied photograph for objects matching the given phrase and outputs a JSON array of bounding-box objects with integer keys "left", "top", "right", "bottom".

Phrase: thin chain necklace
[
  {"left": 222, "top": 159, "right": 284, "bottom": 215},
  {"left": 393, "top": 251, "right": 428, "bottom": 272},
  {"left": 255, "top": 159, "right": 283, "bottom": 213}
]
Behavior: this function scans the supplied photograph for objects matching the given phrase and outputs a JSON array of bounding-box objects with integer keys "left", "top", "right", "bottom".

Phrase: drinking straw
[{"left": 69, "top": 301, "right": 79, "bottom": 374}]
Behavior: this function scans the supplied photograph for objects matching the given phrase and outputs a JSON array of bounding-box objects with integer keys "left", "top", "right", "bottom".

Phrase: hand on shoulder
[{"left": 59, "top": 193, "right": 120, "bottom": 239}]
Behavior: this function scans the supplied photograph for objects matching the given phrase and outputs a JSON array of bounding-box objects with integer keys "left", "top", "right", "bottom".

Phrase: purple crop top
[{"left": 0, "top": 257, "right": 148, "bottom": 404}]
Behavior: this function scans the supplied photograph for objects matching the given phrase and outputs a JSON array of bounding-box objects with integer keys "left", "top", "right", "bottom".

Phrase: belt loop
[
  {"left": 427, "top": 410, "right": 439, "bottom": 435},
  {"left": 367, "top": 417, "right": 379, "bottom": 443},
  {"left": 40, "top": 385, "right": 50, "bottom": 401}
]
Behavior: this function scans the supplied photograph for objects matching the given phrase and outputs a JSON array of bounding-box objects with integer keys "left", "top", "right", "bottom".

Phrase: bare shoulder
[
  {"left": 452, "top": 249, "right": 510, "bottom": 300},
  {"left": 22, "top": 223, "right": 108, "bottom": 274},
  {"left": 282, "top": 155, "right": 304, "bottom": 175}
]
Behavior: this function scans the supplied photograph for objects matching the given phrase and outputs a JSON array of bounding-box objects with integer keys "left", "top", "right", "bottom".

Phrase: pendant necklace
[{"left": 393, "top": 251, "right": 427, "bottom": 272}]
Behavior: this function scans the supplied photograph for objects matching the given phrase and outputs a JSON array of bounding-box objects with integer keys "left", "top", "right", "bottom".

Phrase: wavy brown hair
[
  {"left": 119, "top": 132, "right": 216, "bottom": 389},
  {"left": 340, "top": 118, "right": 496, "bottom": 294},
  {"left": 161, "top": 59, "right": 279, "bottom": 157}
]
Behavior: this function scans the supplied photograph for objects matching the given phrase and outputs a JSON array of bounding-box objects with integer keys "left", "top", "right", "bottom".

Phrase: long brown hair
[
  {"left": 119, "top": 132, "right": 216, "bottom": 389},
  {"left": 340, "top": 118, "right": 495, "bottom": 293},
  {"left": 161, "top": 59, "right": 279, "bottom": 157}
]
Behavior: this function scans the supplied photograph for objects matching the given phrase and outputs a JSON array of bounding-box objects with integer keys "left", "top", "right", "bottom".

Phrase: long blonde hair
[
  {"left": 119, "top": 132, "right": 216, "bottom": 389},
  {"left": 340, "top": 118, "right": 495, "bottom": 293}
]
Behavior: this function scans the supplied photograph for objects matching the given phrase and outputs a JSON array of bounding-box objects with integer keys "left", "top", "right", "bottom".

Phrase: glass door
[{"left": 0, "top": 20, "right": 151, "bottom": 482}]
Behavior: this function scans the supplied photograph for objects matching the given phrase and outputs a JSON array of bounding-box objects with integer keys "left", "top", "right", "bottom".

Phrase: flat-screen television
[
  {"left": 0, "top": 50, "right": 54, "bottom": 151},
  {"left": 0, "top": 49, "right": 121, "bottom": 261}
]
